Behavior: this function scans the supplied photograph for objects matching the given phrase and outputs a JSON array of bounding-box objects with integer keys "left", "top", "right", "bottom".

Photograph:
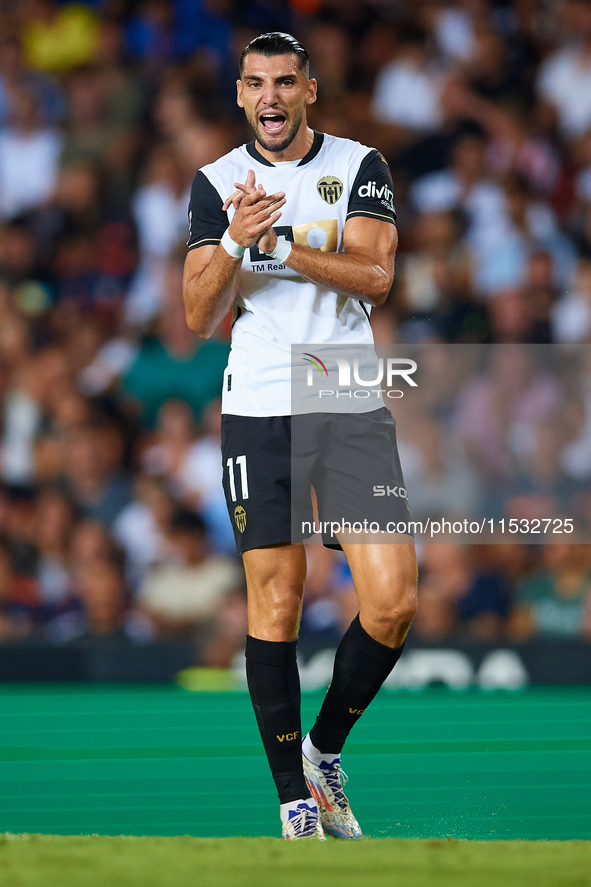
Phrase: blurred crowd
[
  {"left": 395, "top": 345, "right": 591, "bottom": 537},
  {"left": 0, "top": 0, "right": 591, "bottom": 663}
]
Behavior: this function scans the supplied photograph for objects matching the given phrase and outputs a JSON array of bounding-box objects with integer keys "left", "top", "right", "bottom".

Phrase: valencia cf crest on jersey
[
  {"left": 317, "top": 176, "right": 343, "bottom": 204},
  {"left": 234, "top": 505, "right": 247, "bottom": 533}
]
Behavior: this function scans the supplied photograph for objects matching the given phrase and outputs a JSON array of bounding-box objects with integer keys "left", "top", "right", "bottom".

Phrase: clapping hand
[{"left": 223, "top": 170, "right": 281, "bottom": 254}]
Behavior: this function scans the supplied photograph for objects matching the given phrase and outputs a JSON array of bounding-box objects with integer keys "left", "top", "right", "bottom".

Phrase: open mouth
[{"left": 260, "top": 112, "right": 286, "bottom": 135}]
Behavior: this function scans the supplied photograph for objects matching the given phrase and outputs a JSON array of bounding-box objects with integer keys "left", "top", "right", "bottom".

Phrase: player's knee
[
  {"left": 249, "top": 578, "right": 304, "bottom": 639},
  {"left": 370, "top": 585, "right": 418, "bottom": 635},
  {"left": 264, "top": 600, "right": 300, "bottom": 635},
  {"left": 396, "top": 587, "right": 418, "bottom": 629}
]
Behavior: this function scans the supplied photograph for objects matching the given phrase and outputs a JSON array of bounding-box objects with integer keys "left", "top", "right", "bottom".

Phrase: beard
[{"left": 248, "top": 107, "right": 304, "bottom": 153}]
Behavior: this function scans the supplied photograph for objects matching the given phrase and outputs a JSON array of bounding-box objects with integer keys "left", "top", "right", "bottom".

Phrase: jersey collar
[{"left": 246, "top": 131, "right": 325, "bottom": 168}]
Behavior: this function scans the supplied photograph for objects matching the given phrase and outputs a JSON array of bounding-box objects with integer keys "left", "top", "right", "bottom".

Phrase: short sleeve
[
  {"left": 347, "top": 149, "right": 396, "bottom": 224},
  {"left": 187, "top": 171, "right": 228, "bottom": 250}
]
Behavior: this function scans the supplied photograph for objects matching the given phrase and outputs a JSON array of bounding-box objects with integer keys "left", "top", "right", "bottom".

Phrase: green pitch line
[
  {"left": 0, "top": 835, "right": 590, "bottom": 887},
  {"left": 0, "top": 685, "right": 589, "bottom": 840}
]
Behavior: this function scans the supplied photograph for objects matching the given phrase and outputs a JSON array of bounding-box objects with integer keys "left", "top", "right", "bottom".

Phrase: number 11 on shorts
[{"left": 227, "top": 455, "right": 249, "bottom": 501}]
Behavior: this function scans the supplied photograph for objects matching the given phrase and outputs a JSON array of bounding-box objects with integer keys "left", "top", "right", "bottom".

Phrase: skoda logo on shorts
[
  {"left": 234, "top": 505, "right": 247, "bottom": 533},
  {"left": 317, "top": 175, "right": 343, "bottom": 204}
]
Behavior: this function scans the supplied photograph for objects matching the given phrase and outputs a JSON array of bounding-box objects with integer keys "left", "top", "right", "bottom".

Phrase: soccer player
[{"left": 183, "top": 32, "right": 417, "bottom": 840}]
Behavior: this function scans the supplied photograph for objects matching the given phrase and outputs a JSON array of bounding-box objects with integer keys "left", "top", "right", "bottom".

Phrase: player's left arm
[
  {"left": 262, "top": 148, "right": 397, "bottom": 306},
  {"left": 282, "top": 215, "right": 397, "bottom": 307}
]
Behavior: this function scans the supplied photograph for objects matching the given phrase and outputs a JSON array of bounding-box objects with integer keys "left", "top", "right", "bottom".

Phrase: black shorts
[{"left": 221, "top": 407, "right": 412, "bottom": 553}]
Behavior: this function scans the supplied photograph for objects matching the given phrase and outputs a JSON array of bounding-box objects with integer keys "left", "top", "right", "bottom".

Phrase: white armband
[
  {"left": 220, "top": 229, "right": 246, "bottom": 259},
  {"left": 265, "top": 237, "right": 292, "bottom": 263}
]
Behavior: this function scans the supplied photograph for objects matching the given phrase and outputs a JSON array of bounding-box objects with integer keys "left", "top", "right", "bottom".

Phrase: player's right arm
[
  {"left": 183, "top": 170, "right": 285, "bottom": 339},
  {"left": 183, "top": 243, "right": 241, "bottom": 339}
]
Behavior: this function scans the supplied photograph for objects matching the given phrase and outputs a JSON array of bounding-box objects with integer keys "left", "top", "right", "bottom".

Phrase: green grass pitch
[
  {"left": 1, "top": 835, "right": 591, "bottom": 887},
  {"left": 0, "top": 684, "right": 589, "bottom": 884}
]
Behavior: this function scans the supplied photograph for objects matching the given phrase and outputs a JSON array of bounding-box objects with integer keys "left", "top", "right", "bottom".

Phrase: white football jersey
[{"left": 187, "top": 132, "right": 396, "bottom": 416}]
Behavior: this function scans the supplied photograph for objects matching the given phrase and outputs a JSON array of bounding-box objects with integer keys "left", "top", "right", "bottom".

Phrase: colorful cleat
[
  {"left": 281, "top": 800, "right": 326, "bottom": 840},
  {"left": 302, "top": 751, "right": 363, "bottom": 839}
]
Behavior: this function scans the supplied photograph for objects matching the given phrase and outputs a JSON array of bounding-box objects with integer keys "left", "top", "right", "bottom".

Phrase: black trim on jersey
[
  {"left": 298, "top": 130, "right": 324, "bottom": 166},
  {"left": 187, "top": 170, "right": 228, "bottom": 250},
  {"left": 359, "top": 301, "right": 370, "bottom": 321},
  {"left": 232, "top": 304, "right": 243, "bottom": 326},
  {"left": 246, "top": 141, "right": 274, "bottom": 167},
  {"left": 245, "top": 131, "right": 325, "bottom": 168},
  {"left": 347, "top": 149, "right": 396, "bottom": 225}
]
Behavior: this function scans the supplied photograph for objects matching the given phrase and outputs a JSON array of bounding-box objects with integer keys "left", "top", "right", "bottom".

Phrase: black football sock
[
  {"left": 309, "top": 615, "right": 404, "bottom": 755},
  {"left": 245, "top": 635, "right": 309, "bottom": 805}
]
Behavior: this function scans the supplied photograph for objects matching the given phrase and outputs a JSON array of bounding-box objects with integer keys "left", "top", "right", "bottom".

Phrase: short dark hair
[{"left": 239, "top": 32, "right": 310, "bottom": 77}]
